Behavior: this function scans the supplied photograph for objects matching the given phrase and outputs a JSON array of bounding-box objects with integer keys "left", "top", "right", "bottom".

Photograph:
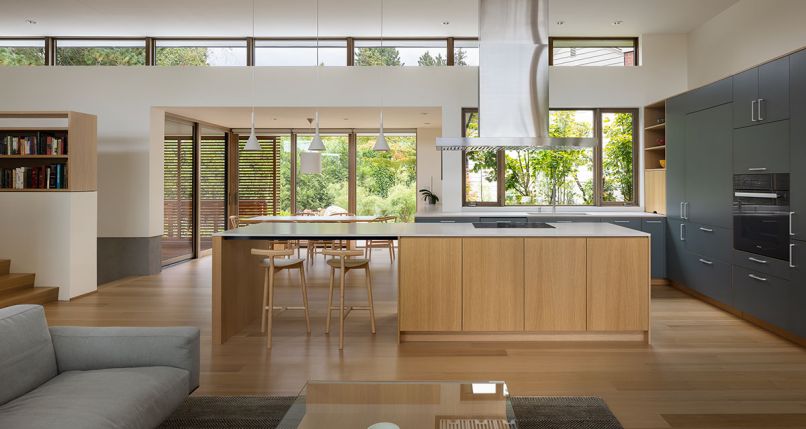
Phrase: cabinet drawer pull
[
  {"left": 439, "top": 220, "right": 456, "bottom": 223},
  {"left": 747, "top": 167, "right": 768, "bottom": 172},
  {"left": 751, "top": 99, "right": 758, "bottom": 122},
  {"left": 698, "top": 258, "right": 713, "bottom": 265},
  {"left": 748, "top": 274, "right": 767, "bottom": 282},
  {"left": 791, "top": 243, "right": 797, "bottom": 269},
  {"left": 748, "top": 257, "right": 768, "bottom": 264},
  {"left": 614, "top": 220, "right": 631, "bottom": 224},
  {"left": 790, "top": 212, "right": 795, "bottom": 237},
  {"left": 645, "top": 220, "right": 662, "bottom": 224},
  {"left": 680, "top": 223, "right": 686, "bottom": 241},
  {"left": 758, "top": 98, "right": 765, "bottom": 121},
  {"left": 555, "top": 221, "right": 573, "bottom": 223},
  {"left": 698, "top": 227, "right": 714, "bottom": 233}
]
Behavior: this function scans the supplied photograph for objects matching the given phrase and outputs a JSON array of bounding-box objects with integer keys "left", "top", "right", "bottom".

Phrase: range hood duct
[{"left": 437, "top": 0, "right": 597, "bottom": 151}]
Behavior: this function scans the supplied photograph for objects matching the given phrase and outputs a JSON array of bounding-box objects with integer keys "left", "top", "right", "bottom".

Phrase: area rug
[{"left": 159, "top": 395, "right": 623, "bottom": 429}]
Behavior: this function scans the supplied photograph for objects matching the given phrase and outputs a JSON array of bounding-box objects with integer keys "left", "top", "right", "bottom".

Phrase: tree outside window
[{"left": 462, "top": 108, "right": 637, "bottom": 207}]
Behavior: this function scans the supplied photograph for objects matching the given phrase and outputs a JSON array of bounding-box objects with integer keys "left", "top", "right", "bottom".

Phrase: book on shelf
[
  {"left": 1, "top": 164, "right": 68, "bottom": 190},
  {"left": 0, "top": 132, "right": 68, "bottom": 156}
]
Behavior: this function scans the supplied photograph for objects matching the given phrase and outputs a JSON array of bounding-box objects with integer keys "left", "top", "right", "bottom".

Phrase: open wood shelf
[
  {"left": 646, "top": 168, "right": 667, "bottom": 171},
  {"left": 644, "top": 123, "right": 666, "bottom": 131},
  {"left": 644, "top": 100, "right": 667, "bottom": 215},
  {"left": 644, "top": 145, "right": 667, "bottom": 152},
  {"left": 0, "top": 111, "right": 96, "bottom": 192}
]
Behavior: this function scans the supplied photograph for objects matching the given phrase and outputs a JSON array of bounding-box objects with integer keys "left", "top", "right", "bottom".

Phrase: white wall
[
  {"left": 0, "top": 66, "right": 477, "bottom": 237},
  {"left": 0, "top": 192, "right": 97, "bottom": 300},
  {"left": 415, "top": 127, "right": 443, "bottom": 211},
  {"left": 687, "top": 0, "right": 806, "bottom": 89}
]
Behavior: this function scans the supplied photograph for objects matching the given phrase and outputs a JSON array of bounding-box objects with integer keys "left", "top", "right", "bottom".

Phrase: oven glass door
[{"left": 733, "top": 212, "right": 790, "bottom": 260}]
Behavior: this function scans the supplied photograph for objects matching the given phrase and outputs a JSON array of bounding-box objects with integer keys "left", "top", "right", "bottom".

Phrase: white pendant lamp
[
  {"left": 243, "top": 0, "right": 261, "bottom": 151},
  {"left": 299, "top": 151, "right": 322, "bottom": 174},
  {"left": 373, "top": 111, "right": 390, "bottom": 151},
  {"left": 373, "top": 0, "right": 389, "bottom": 152},
  {"left": 309, "top": 111, "right": 325, "bottom": 151},
  {"left": 244, "top": 110, "right": 260, "bottom": 151}
]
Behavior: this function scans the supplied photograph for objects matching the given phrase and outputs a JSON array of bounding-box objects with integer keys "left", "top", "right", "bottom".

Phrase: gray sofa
[{"left": 0, "top": 304, "right": 200, "bottom": 429}]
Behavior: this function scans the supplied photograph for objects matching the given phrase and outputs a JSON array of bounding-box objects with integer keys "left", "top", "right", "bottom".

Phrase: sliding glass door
[
  {"left": 295, "top": 134, "right": 349, "bottom": 214},
  {"left": 162, "top": 119, "right": 195, "bottom": 265},
  {"left": 199, "top": 126, "right": 227, "bottom": 253}
]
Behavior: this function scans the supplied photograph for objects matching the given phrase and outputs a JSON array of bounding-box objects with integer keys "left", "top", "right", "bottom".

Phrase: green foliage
[
  {"left": 354, "top": 47, "right": 402, "bottom": 66},
  {"left": 601, "top": 113, "right": 634, "bottom": 202},
  {"left": 0, "top": 47, "right": 45, "bottom": 65},
  {"left": 417, "top": 51, "right": 446, "bottom": 66},
  {"left": 56, "top": 47, "right": 145, "bottom": 66},
  {"left": 155, "top": 47, "right": 209, "bottom": 66},
  {"left": 454, "top": 48, "right": 469, "bottom": 66}
]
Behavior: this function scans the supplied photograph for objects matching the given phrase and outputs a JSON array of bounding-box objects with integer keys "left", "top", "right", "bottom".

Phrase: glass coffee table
[{"left": 278, "top": 381, "right": 517, "bottom": 429}]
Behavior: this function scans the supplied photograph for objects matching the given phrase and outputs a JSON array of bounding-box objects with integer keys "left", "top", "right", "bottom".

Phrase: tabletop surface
[
  {"left": 248, "top": 215, "right": 379, "bottom": 223},
  {"left": 277, "top": 381, "right": 514, "bottom": 429}
]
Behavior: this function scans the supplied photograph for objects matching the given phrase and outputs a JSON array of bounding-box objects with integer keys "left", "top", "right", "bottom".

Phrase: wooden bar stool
[
  {"left": 323, "top": 249, "right": 376, "bottom": 350},
  {"left": 251, "top": 248, "right": 311, "bottom": 349}
]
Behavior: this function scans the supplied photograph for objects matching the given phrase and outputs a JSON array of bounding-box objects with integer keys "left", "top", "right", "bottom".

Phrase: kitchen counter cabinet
[
  {"left": 462, "top": 238, "right": 524, "bottom": 332},
  {"left": 398, "top": 238, "right": 462, "bottom": 332},
  {"left": 524, "top": 238, "right": 587, "bottom": 331},
  {"left": 587, "top": 238, "right": 650, "bottom": 331}
]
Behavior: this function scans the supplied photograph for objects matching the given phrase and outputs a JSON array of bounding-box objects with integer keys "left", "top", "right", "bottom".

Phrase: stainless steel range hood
[{"left": 437, "top": 0, "right": 597, "bottom": 151}]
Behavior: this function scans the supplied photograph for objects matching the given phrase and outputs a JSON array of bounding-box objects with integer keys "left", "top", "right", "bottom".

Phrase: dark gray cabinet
[
  {"left": 687, "top": 77, "right": 733, "bottom": 114},
  {"left": 666, "top": 218, "right": 687, "bottom": 285},
  {"left": 688, "top": 252, "right": 732, "bottom": 305},
  {"left": 478, "top": 216, "right": 528, "bottom": 223},
  {"left": 684, "top": 104, "right": 733, "bottom": 228},
  {"left": 733, "top": 265, "right": 789, "bottom": 328},
  {"left": 788, "top": 241, "right": 806, "bottom": 338},
  {"left": 666, "top": 95, "right": 687, "bottom": 220},
  {"left": 733, "top": 120, "right": 790, "bottom": 173},
  {"left": 732, "top": 248, "right": 792, "bottom": 280},
  {"left": 791, "top": 49, "right": 806, "bottom": 238},
  {"left": 414, "top": 217, "right": 478, "bottom": 223},
  {"left": 642, "top": 219, "right": 667, "bottom": 278},
  {"left": 733, "top": 57, "right": 790, "bottom": 128},
  {"left": 606, "top": 218, "right": 642, "bottom": 231},
  {"left": 685, "top": 223, "right": 732, "bottom": 263}
]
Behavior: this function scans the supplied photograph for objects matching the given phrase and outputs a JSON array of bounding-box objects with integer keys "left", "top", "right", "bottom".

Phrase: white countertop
[
  {"left": 414, "top": 210, "right": 665, "bottom": 218},
  {"left": 217, "top": 221, "right": 649, "bottom": 239}
]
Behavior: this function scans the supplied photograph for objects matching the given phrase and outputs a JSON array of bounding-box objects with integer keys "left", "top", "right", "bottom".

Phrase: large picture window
[
  {"left": 55, "top": 39, "right": 146, "bottom": 66},
  {"left": 0, "top": 39, "right": 45, "bottom": 66},
  {"left": 462, "top": 108, "right": 637, "bottom": 207}
]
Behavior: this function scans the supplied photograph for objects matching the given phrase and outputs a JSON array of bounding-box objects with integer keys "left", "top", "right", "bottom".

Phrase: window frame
[
  {"left": 0, "top": 37, "right": 48, "bottom": 66},
  {"left": 461, "top": 107, "right": 639, "bottom": 207},
  {"left": 53, "top": 37, "right": 148, "bottom": 66},
  {"left": 548, "top": 37, "right": 639, "bottom": 67}
]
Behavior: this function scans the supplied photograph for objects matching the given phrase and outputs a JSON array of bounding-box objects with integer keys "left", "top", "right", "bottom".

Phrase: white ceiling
[
  {"left": 2, "top": 0, "right": 738, "bottom": 38},
  {"left": 165, "top": 106, "right": 443, "bottom": 130}
]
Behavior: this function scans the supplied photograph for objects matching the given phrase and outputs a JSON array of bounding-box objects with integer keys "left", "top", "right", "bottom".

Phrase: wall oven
[{"left": 733, "top": 173, "right": 792, "bottom": 261}]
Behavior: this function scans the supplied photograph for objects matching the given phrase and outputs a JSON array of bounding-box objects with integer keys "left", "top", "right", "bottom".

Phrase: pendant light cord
[{"left": 251, "top": 0, "right": 256, "bottom": 129}]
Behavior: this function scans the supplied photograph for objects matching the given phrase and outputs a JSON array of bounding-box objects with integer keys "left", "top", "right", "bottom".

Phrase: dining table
[{"left": 246, "top": 215, "right": 380, "bottom": 223}]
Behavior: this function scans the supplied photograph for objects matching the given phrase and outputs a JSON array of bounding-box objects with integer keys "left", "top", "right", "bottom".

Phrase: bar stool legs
[
  {"left": 365, "top": 266, "right": 376, "bottom": 334},
  {"left": 252, "top": 248, "right": 310, "bottom": 349},
  {"left": 323, "top": 249, "right": 375, "bottom": 350}
]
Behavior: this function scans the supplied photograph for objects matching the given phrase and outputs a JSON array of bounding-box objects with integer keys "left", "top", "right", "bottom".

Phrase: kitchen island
[{"left": 212, "top": 222, "right": 650, "bottom": 344}]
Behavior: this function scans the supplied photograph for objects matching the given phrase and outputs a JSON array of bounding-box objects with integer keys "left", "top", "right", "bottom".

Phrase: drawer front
[
  {"left": 733, "top": 265, "right": 790, "bottom": 329},
  {"left": 685, "top": 223, "right": 732, "bottom": 262},
  {"left": 478, "top": 216, "right": 529, "bottom": 223},
  {"left": 732, "top": 248, "right": 793, "bottom": 280},
  {"left": 606, "top": 218, "right": 642, "bottom": 231},
  {"left": 642, "top": 219, "right": 667, "bottom": 278},
  {"left": 686, "top": 252, "right": 733, "bottom": 306},
  {"left": 733, "top": 120, "right": 790, "bottom": 174},
  {"left": 415, "top": 217, "right": 478, "bottom": 223}
]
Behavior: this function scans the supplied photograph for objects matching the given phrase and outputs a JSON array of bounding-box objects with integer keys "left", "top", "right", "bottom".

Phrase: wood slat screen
[
  {"left": 162, "top": 135, "right": 194, "bottom": 262},
  {"left": 199, "top": 135, "right": 226, "bottom": 251},
  {"left": 238, "top": 137, "right": 279, "bottom": 219}
]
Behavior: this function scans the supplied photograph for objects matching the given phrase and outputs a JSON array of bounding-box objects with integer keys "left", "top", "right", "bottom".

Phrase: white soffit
[{"left": 1, "top": 0, "right": 737, "bottom": 38}]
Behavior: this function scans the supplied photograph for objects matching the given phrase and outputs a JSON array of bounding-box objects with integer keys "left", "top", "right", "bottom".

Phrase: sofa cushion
[
  {"left": 0, "top": 305, "right": 57, "bottom": 406},
  {"left": 0, "top": 366, "right": 189, "bottom": 429}
]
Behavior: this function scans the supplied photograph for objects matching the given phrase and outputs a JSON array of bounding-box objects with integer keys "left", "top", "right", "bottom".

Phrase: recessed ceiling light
[
  {"left": 25, "top": 19, "right": 37, "bottom": 25},
  {"left": 273, "top": 118, "right": 277, "bottom": 120},
  {"left": 442, "top": 21, "right": 450, "bottom": 25},
  {"left": 420, "top": 112, "right": 428, "bottom": 116},
  {"left": 343, "top": 118, "right": 349, "bottom": 120},
  {"left": 612, "top": 20, "right": 623, "bottom": 25},
  {"left": 424, "top": 122, "right": 432, "bottom": 125},
  {"left": 556, "top": 20, "right": 565, "bottom": 25}
]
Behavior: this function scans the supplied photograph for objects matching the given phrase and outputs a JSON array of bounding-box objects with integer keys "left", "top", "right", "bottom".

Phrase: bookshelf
[
  {"left": 0, "top": 112, "right": 97, "bottom": 192},
  {"left": 643, "top": 100, "right": 666, "bottom": 214}
]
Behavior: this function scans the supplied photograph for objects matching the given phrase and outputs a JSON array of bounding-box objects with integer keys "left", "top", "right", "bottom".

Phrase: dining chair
[
  {"left": 228, "top": 215, "right": 239, "bottom": 229},
  {"left": 250, "top": 247, "right": 311, "bottom": 349},
  {"left": 323, "top": 249, "right": 376, "bottom": 350},
  {"left": 365, "top": 216, "right": 397, "bottom": 263}
]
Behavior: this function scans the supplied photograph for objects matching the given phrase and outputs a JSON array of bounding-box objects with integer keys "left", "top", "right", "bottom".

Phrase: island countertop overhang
[{"left": 216, "top": 221, "right": 650, "bottom": 240}]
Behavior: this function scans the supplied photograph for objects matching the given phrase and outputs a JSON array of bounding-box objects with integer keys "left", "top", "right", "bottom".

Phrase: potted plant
[{"left": 419, "top": 188, "right": 439, "bottom": 205}]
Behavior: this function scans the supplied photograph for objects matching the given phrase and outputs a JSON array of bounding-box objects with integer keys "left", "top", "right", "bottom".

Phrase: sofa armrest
[{"left": 49, "top": 326, "right": 200, "bottom": 393}]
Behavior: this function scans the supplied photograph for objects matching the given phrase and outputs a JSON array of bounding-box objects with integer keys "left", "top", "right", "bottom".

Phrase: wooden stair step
[
  {"left": 0, "top": 259, "right": 9, "bottom": 275},
  {"left": 0, "top": 286, "right": 59, "bottom": 308},
  {"left": 0, "top": 273, "right": 36, "bottom": 293}
]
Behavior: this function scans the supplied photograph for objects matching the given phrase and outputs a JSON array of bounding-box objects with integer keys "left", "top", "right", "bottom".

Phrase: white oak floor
[{"left": 43, "top": 254, "right": 806, "bottom": 429}]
